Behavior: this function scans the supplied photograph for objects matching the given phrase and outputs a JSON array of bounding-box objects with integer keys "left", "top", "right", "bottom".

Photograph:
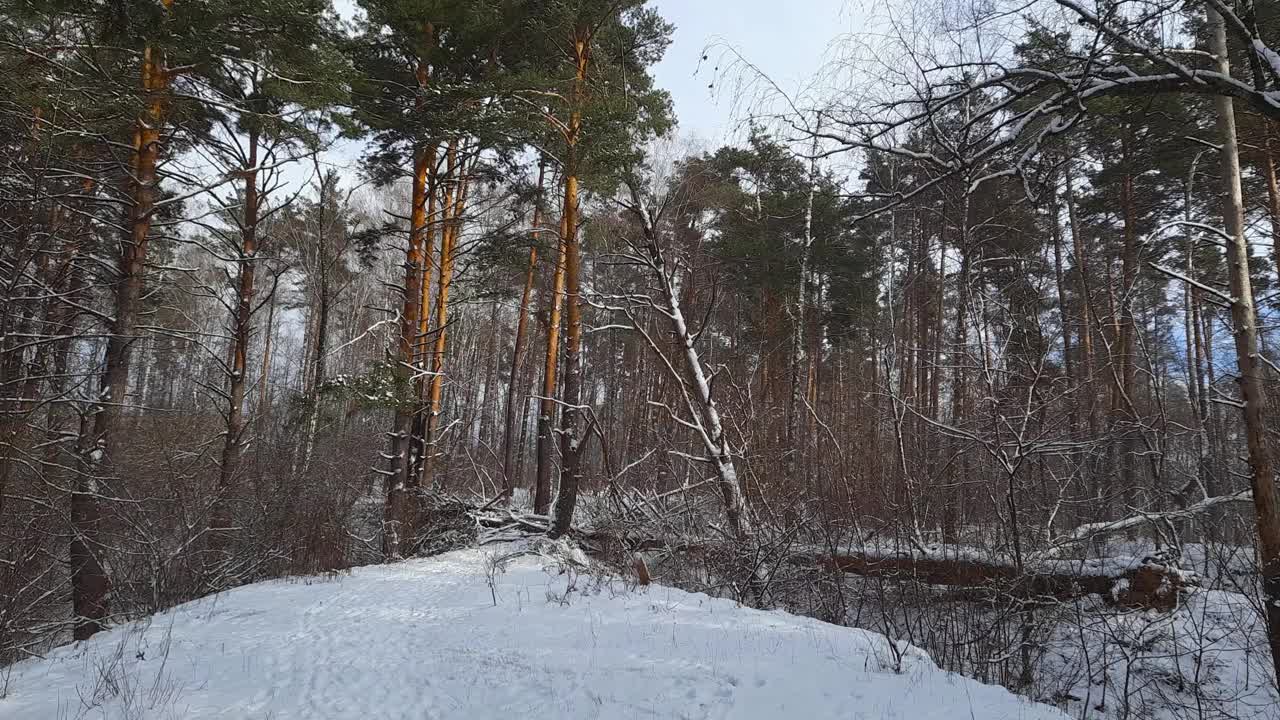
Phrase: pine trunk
[
  {"left": 534, "top": 205, "right": 569, "bottom": 515},
  {"left": 550, "top": 32, "right": 589, "bottom": 537},
  {"left": 422, "top": 143, "right": 464, "bottom": 489},
  {"left": 1064, "top": 165, "right": 1097, "bottom": 435},
  {"left": 74, "top": 19, "right": 171, "bottom": 639},
  {"left": 1207, "top": 6, "right": 1280, "bottom": 683},
  {"left": 381, "top": 141, "right": 429, "bottom": 559},
  {"left": 1115, "top": 150, "right": 1139, "bottom": 509}
]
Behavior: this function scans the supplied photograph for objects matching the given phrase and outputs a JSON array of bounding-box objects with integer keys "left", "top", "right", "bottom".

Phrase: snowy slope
[{"left": 0, "top": 543, "right": 1068, "bottom": 720}]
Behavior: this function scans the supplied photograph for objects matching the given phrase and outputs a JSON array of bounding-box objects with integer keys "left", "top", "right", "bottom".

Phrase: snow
[
  {"left": 1037, "top": 589, "right": 1279, "bottom": 720},
  {"left": 0, "top": 543, "right": 1067, "bottom": 720},
  {"left": 1027, "top": 539, "right": 1279, "bottom": 719}
]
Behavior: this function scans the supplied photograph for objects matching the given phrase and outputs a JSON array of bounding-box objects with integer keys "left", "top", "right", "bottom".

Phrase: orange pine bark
[
  {"left": 550, "top": 31, "right": 590, "bottom": 537},
  {"left": 74, "top": 0, "right": 173, "bottom": 640}
]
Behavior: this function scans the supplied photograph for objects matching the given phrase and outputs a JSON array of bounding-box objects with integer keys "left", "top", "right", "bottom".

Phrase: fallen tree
[
  {"left": 802, "top": 549, "right": 1192, "bottom": 610},
  {"left": 440, "top": 500, "right": 1196, "bottom": 611}
]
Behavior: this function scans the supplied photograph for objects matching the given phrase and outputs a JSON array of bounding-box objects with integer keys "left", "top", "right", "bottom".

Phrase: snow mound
[{"left": 0, "top": 545, "right": 1067, "bottom": 719}]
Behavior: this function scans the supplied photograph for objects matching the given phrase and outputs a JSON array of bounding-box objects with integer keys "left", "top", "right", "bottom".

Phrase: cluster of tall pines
[{"left": 5, "top": 0, "right": 1280, "bottom": 700}]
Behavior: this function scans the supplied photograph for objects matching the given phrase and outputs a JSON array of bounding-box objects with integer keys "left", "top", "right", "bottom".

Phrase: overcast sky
[{"left": 647, "top": 0, "right": 851, "bottom": 142}]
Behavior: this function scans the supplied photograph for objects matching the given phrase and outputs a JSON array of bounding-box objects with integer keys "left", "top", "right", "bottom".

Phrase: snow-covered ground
[
  {"left": 1038, "top": 589, "right": 1278, "bottom": 720},
  {"left": 0, "top": 542, "right": 1067, "bottom": 720}
]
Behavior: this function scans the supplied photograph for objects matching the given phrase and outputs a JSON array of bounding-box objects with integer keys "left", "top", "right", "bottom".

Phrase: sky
[{"left": 647, "top": 0, "right": 852, "bottom": 143}]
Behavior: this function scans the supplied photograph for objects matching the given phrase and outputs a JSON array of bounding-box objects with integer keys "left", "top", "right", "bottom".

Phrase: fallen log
[
  {"left": 580, "top": 532, "right": 1195, "bottom": 611},
  {"left": 799, "top": 550, "right": 1193, "bottom": 610},
  {"left": 441, "top": 496, "right": 1195, "bottom": 611}
]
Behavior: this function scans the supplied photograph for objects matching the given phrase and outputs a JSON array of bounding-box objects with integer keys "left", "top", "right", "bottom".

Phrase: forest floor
[
  {"left": 0, "top": 539, "right": 1068, "bottom": 720},
  {"left": 1031, "top": 540, "right": 1279, "bottom": 720}
]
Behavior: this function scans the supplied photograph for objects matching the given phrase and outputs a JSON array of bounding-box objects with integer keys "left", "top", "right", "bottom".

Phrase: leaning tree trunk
[
  {"left": 625, "top": 190, "right": 755, "bottom": 541},
  {"left": 1208, "top": 5, "right": 1280, "bottom": 684},
  {"left": 74, "top": 11, "right": 172, "bottom": 639}
]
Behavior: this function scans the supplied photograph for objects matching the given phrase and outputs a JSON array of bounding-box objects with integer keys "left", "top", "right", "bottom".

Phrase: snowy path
[{"left": 0, "top": 544, "right": 1067, "bottom": 719}]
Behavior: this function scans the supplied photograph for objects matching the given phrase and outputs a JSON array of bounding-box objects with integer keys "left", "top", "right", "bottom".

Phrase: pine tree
[
  {"left": 351, "top": 0, "right": 525, "bottom": 555},
  {"left": 508, "top": 0, "right": 673, "bottom": 536},
  {"left": 197, "top": 0, "right": 348, "bottom": 569}
]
